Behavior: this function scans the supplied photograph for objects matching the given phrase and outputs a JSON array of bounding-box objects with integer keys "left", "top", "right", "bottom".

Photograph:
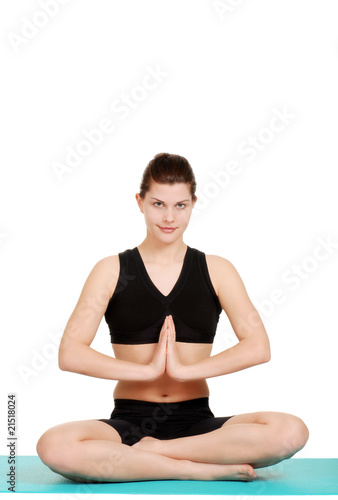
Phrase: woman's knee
[
  {"left": 36, "top": 426, "right": 71, "bottom": 469},
  {"left": 276, "top": 414, "right": 309, "bottom": 459},
  {"left": 36, "top": 420, "right": 122, "bottom": 471}
]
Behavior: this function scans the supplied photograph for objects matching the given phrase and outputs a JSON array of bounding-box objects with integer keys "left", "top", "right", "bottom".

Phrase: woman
[{"left": 36, "top": 153, "right": 309, "bottom": 483}]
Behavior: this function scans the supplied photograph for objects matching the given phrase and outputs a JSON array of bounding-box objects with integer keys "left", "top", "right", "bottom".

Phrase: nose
[{"left": 163, "top": 208, "right": 174, "bottom": 223}]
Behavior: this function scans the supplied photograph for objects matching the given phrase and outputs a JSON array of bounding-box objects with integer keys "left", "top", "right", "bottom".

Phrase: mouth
[{"left": 158, "top": 226, "right": 177, "bottom": 233}]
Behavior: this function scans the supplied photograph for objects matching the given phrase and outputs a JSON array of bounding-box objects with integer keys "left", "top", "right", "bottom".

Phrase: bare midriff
[{"left": 112, "top": 342, "right": 213, "bottom": 403}]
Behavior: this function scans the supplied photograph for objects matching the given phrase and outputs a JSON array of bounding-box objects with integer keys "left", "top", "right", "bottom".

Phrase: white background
[{"left": 1, "top": 0, "right": 338, "bottom": 464}]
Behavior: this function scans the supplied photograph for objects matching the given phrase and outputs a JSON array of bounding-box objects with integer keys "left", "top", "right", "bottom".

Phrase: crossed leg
[
  {"left": 36, "top": 411, "right": 309, "bottom": 483},
  {"left": 36, "top": 419, "right": 257, "bottom": 482},
  {"left": 133, "top": 410, "right": 310, "bottom": 469}
]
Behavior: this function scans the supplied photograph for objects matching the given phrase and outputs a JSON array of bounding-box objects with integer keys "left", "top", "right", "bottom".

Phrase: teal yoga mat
[{"left": 1, "top": 456, "right": 337, "bottom": 495}]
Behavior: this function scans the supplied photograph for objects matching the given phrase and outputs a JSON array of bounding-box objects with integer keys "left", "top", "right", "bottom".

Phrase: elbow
[
  {"left": 259, "top": 343, "right": 271, "bottom": 364},
  {"left": 58, "top": 342, "right": 88, "bottom": 373},
  {"left": 58, "top": 337, "right": 81, "bottom": 372},
  {"left": 252, "top": 337, "right": 270, "bottom": 365},
  {"left": 58, "top": 348, "right": 73, "bottom": 372},
  {"left": 262, "top": 347, "right": 271, "bottom": 363},
  {"left": 58, "top": 353, "right": 68, "bottom": 371}
]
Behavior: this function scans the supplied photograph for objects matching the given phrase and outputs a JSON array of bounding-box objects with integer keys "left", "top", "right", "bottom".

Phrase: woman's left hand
[{"left": 165, "top": 315, "right": 189, "bottom": 382}]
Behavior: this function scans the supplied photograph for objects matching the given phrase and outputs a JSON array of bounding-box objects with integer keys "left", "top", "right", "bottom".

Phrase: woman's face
[{"left": 136, "top": 182, "right": 197, "bottom": 243}]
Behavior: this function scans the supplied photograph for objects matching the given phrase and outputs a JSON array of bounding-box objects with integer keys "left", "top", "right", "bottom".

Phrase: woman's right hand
[{"left": 146, "top": 316, "right": 168, "bottom": 381}]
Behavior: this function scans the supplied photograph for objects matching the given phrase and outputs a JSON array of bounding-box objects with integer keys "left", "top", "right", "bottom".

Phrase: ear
[{"left": 135, "top": 193, "right": 144, "bottom": 213}]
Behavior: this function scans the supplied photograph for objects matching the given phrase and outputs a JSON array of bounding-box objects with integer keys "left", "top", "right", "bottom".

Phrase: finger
[
  {"left": 162, "top": 316, "right": 169, "bottom": 332},
  {"left": 165, "top": 316, "right": 172, "bottom": 338},
  {"left": 158, "top": 317, "right": 168, "bottom": 343},
  {"left": 169, "top": 315, "right": 174, "bottom": 327},
  {"left": 168, "top": 315, "right": 176, "bottom": 340}
]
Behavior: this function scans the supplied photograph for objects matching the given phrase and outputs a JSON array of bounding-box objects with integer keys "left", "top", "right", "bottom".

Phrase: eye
[
  {"left": 154, "top": 202, "right": 163, "bottom": 207},
  {"left": 177, "top": 203, "right": 186, "bottom": 209}
]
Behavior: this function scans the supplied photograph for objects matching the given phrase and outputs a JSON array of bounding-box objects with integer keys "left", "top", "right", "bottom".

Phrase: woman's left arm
[{"left": 166, "top": 256, "right": 271, "bottom": 382}]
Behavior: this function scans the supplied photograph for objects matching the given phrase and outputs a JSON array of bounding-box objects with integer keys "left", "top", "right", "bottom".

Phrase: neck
[{"left": 137, "top": 232, "right": 187, "bottom": 264}]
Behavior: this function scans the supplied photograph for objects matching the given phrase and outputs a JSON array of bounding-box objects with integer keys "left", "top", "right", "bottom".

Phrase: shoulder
[
  {"left": 93, "top": 254, "right": 120, "bottom": 273},
  {"left": 204, "top": 253, "right": 244, "bottom": 296},
  {"left": 204, "top": 253, "right": 237, "bottom": 274},
  {"left": 87, "top": 254, "right": 120, "bottom": 300}
]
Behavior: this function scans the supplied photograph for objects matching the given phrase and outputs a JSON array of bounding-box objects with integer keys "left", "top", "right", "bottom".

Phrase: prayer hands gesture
[{"left": 148, "top": 315, "right": 186, "bottom": 382}]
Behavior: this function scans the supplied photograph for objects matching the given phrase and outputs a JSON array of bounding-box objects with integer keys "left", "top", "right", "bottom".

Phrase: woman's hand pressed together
[
  {"left": 147, "top": 315, "right": 189, "bottom": 383},
  {"left": 146, "top": 316, "right": 169, "bottom": 381},
  {"left": 165, "top": 315, "right": 188, "bottom": 382}
]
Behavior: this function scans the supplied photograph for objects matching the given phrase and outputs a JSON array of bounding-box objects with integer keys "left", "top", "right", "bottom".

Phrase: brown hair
[{"left": 139, "top": 153, "right": 197, "bottom": 201}]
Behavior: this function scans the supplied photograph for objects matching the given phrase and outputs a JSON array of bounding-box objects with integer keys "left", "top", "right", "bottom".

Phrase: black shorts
[{"left": 97, "top": 397, "right": 234, "bottom": 446}]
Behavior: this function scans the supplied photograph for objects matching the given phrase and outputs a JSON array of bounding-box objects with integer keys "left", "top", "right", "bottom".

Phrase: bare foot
[
  {"left": 132, "top": 438, "right": 256, "bottom": 481},
  {"left": 186, "top": 461, "right": 257, "bottom": 481},
  {"left": 132, "top": 436, "right": 161, "bottom": 451},
  {"left": 133, "top": 436, "right": 159, "bottom": 447}
]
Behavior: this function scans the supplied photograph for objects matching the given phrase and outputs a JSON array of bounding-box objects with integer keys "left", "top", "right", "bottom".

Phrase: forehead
[{"left": 147, "top": 181, "right": 191, "bottom": 201}]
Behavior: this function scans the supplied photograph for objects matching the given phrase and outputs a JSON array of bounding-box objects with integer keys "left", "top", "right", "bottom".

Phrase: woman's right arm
[{"left": 58, "top": 256, "right": 166, "bottom": 382}]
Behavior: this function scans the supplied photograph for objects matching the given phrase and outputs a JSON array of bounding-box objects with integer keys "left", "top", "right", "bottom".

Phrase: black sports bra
[{"left": 104, "top": 246, "right": 222, "bottom": 344}]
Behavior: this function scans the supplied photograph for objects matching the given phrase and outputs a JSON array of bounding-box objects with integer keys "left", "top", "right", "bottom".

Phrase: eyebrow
[{"left": 150, "top": 197, "right": 190, "bottom": 203}]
